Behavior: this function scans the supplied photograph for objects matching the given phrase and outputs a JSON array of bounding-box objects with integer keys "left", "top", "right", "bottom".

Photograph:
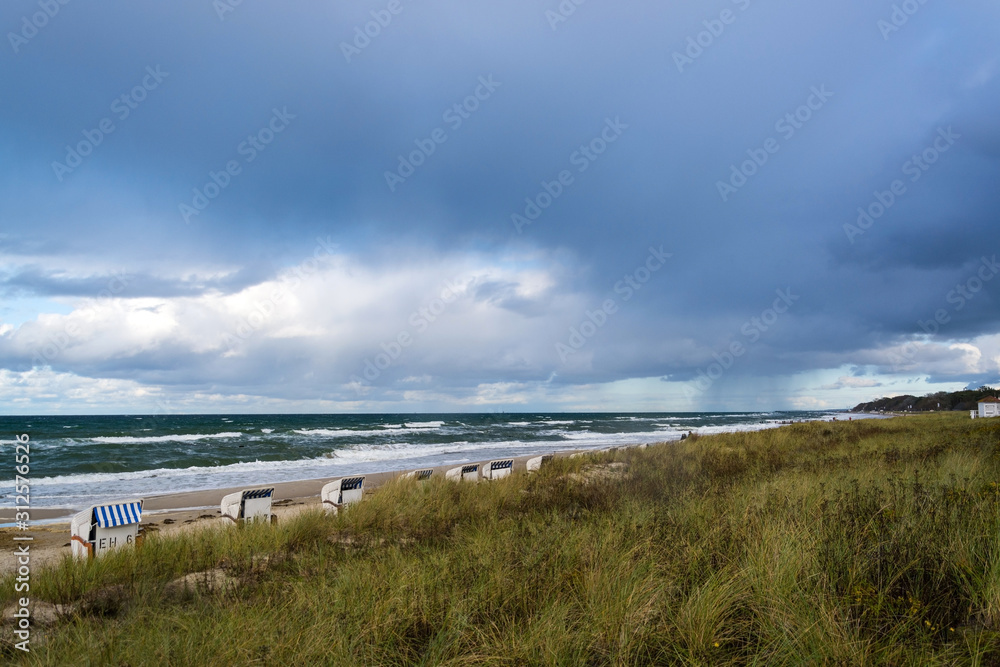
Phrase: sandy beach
[{"left": 0, "top": 449, "right": 607, "bottom": 574}]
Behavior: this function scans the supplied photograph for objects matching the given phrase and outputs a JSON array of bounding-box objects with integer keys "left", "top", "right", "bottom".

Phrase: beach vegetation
[{"left": 4, "top": 413, "right": 1000, "bottom": 664}]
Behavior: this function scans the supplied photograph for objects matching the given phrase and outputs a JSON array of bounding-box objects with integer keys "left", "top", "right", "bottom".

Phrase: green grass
[{"left": 4, "top": 413, "right": 1000, "bottom": 665}]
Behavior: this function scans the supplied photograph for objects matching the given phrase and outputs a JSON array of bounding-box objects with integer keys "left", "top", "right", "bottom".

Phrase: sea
[{"left": 2, "top": 411, "right": 854, "bottom": 510}]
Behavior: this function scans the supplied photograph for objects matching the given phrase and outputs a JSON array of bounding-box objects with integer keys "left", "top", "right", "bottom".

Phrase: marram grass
[{"left": 4, "top": 413, "right": 1000, "bottom": 665}]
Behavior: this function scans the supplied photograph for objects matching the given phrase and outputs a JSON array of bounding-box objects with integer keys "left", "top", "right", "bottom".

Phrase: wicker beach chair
[
  {"left": 220, "top": 487, "right": 275, "bottom": 524},
  {"left": 482, "top": 459, "right": 513, "bottom": 481},
  {"left": 321, "top": 476, "right": 365, "bottom": 514},
  {"left": 526, "top": 454, "right": 553, "bottom": 473},
  {"left": 70, "top": 499, "right": 143, "bottom": 559},
  {"left": 445, "top": 464, "right": 479, "bottom": 482}
]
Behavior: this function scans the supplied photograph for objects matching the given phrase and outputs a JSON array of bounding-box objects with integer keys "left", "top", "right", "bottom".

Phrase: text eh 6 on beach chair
[
  {"left": 445, "top": 464, "right": 479, "bottom": 482},
  {"left": 483, "top": 459, "right": 513, "bottom": 481},
  {"left": 70, "top": 499, "right": 143, "bottom": 559},
  {"left": 321, "top": 476, "right": 365, "bottom": 514},
  {"left": 220, "top": 487, "right": 276, "bottom": 524}
]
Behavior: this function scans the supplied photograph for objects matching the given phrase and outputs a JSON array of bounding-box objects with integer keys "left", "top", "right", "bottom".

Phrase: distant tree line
[{"left": 851, "top": 386, "right": 999, "bottom": 413}]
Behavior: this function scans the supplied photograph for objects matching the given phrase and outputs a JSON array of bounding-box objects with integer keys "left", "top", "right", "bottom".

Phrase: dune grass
[{"left": 4, "top": 413, "right": 1000, "bottom": 664}]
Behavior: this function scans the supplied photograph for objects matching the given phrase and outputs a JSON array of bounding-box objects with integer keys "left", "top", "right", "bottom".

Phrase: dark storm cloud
[{"left": 2, "top": 0, "right": 999, "bottom": 407}]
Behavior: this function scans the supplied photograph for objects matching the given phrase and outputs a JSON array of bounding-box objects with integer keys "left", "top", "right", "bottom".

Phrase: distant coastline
[{"left": 851, "top": 386, "right": 998, "bottom": 413}]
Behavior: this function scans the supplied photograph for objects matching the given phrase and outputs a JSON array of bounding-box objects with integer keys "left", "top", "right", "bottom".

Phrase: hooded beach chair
[
  {"left": 70, "top": 499, "right": 143, "bottom": 559},
  {"left": 220, "top": 487, "right": 275, "bottom": 524},
  {"left": 402, "top": 469, "right": 433, "bottom": 481},
  {"left": 482, "top": 459, "right": 513, "bottom": 481},
  {"left": 526, "top": 454, "right": 553, "bottom": 473},
  {"left": 321, "top": 476, "right": 365, "bottom": 514},
  {"left": 445, "top": 464, "right": 479, "bottom": 482}
]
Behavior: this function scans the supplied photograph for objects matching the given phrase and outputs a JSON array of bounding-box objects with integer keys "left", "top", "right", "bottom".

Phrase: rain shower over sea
[{"left": 3, "top": 411, "right": 850, "bottom": 510}]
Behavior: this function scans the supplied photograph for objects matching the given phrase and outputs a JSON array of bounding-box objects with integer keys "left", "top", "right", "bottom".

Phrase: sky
[{"left": 1, "top": 0, "right": 999, "bottom": 414}]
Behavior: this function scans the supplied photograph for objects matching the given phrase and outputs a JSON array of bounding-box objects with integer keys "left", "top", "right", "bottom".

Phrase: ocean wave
[
  {"left": 30, "top": 457, "right": 325, "bottom": 487},
  {"left": 294, "top": 428, "right": 382, "bottom": 438},
  {"left": 89, "top": 432, "right": 244, "bottom": 444},
  {"left": 554, "top": 429, "right": 675, "bottom": 442},
  {"left": 384, "top": 420, "right": 445, "bottom": 429},
  {"left": 294, "top": 422, "right": 447, "bottom": 438}
]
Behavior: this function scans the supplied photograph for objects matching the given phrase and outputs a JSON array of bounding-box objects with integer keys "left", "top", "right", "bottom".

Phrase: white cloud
[
  {"left": 788, "top": 396, "right": 831, "bottom": 409},
  {"left": 850, "top": 336, "right": 1000, "bottom": 378},
  {"left": 818, "top": 376, "right": 882, "bottom": 390},
  {"left": 0, "top": 248, "right": 591, "bottom": 405},
  {"left": 5, "top": 249, "right": 999, "bottom": 413}
]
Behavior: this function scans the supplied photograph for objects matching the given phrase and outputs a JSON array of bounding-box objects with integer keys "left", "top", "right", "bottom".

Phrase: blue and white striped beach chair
[
  {"left": 220, "top": 487, "right": 275, "bottom": 524},
  {"left": 70, "top": 499, "right": 143, "bottom": 559},
  {"left": 321, "top": 476, "right": 365, "bottom": 514},
  {"left": 402, "top": 469, "right": 433, "bottom": 481},
  {"left": 483, "top": 459, "right": 513, "bottom": 481}
]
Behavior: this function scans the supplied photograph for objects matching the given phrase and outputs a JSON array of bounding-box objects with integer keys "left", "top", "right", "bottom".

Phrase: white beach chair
[
  {"left": 220, "top": 487, "right": 275, "bottom": 524},
  {"left": 70, "top": 499, "right": 143, "bottom": 559},
  {"left": 321, "top": 476, "right": 365, "bottom": 514},
  {"left": 483, "top": 459, "right": 513, "bottom": 481},
  {"left": 526, "top": 454, "right": 553, "bottom": 473},
  {"left": 402, "top": 469, "right": 433, "bottom": 481},
  {"left": 445, "top": 464, "right": 479, "bottom": 482}
]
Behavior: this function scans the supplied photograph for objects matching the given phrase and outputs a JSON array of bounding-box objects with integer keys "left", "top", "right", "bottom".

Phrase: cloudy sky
[{"left": 1, "top": 0, "right": 998, "bottom": 414}]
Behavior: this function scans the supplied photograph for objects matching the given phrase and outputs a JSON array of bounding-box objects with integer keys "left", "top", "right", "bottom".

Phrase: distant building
[{"left": 978, "top": 397, "right": 1000, "bottom": 418}]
